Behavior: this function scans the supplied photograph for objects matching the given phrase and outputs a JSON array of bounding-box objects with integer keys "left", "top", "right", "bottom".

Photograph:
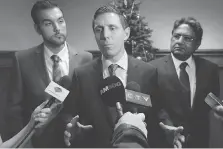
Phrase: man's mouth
[{"left": 174, "top": 47, "right": 185, "bottom": 51}]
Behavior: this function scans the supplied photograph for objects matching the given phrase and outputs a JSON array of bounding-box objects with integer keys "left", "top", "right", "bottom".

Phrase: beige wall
[{"left": 0, "top": 0, "right": 223, "bottom": 51}]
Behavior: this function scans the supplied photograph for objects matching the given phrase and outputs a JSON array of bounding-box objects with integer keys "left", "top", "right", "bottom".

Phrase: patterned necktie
[
  {"left": 179, "top": 62, "right": 191, "bottom": 107},
  {"left": 108, "top": 64, "right": 118, "bottom": 76},
  {"left": 51, "top": 55, "right": 62, "bottom": 82}
]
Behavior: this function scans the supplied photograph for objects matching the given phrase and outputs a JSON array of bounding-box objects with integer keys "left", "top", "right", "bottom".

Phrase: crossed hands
[{"left": 159, "top": 122, "right": 185, "bottom": 148}]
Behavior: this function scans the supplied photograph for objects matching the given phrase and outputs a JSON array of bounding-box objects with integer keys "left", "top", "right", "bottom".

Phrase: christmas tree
[{"left": 111, "top": 0, "right": 158, "bottom": 62}]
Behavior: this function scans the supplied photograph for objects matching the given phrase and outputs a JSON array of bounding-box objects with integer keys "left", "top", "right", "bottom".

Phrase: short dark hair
[
  {"left": 31, "top": 0, "right": 63, "bottom": 24},
  {"left": 92, "top": 4, "right": 129, "bottom": 30},
  {"left": 172, "top": 17, "right": 203, "bottom": 44}
]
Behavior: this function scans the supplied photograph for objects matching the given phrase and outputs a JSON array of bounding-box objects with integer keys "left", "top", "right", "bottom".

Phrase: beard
[
  {"left": 50, "top": 34, "right": 66, "bottom": 46},
  {"left": 44, "top": 33, "right": 67, "bottom": 48}
]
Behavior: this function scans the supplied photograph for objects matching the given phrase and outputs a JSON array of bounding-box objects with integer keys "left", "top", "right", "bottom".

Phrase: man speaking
[{"left": 59, "top": 3, "right": 162, "bottom": 148}]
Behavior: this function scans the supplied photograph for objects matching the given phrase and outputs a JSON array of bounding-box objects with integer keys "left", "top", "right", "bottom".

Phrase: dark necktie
[
  {"left": 179, "top": 62, "right": 192, "bottom": 146},
  {"left": 179, "top": 62, "right": 191, "bottom": 107},
  {"left": 51, "top": 55, "right": 62, "bottom": 82},
  {"left": 108, "top": 64, "right": 119, "bottom": 126}
]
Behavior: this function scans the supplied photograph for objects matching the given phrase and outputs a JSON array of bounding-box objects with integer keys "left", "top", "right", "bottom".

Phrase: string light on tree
[{"left": 123, "top": 0, "right": 127, "bottom": 7}]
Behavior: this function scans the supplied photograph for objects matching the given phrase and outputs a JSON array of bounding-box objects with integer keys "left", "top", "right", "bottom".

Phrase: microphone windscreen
[
  {"left": 126, "top": 81, "right": 141, "bottom": 92},
  {"left": 59, "top": 75, "right": 72, "bottom": 89},
  {"left": 99, "top": 76, "right": 125, "bottom": 107}
]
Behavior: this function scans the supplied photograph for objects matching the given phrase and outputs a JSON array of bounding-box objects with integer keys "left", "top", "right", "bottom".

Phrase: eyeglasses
[{"left": 172, "top": 33, "right": 196, "bottom": 43}]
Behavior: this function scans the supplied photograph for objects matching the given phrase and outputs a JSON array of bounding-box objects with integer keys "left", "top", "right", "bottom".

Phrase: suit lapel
[
  {"left": 34, "top": 44, "right": 50, "bottom": 86},
  {"left": 126, "top": 56, "right": 138, "bottom": 84},
  {"left": 193, "top": 56, "right": 206, "bottom": 107},
  {"left": 92, "top": 57, "right": 104, "bottom": 83},
  {"left": 67, "top": 44, "right": 78, "bottom": 80}
]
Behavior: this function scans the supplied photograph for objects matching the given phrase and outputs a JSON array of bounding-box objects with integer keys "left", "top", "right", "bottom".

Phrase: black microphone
[
  {"left": 99, "top": 76, "right": 126, "bottom": 118},
  {"left": 44, "top": 76, "right": 72, "bottom": 108},
  {"left": 15, "top": 76, "right": 72, "bottom": 148}
]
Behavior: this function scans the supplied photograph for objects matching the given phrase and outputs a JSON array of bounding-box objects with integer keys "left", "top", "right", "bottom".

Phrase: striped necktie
[
  {"left": 51, "top": 55, "right": 62, "bottom": 82},
  {"left": 108, "top": 64, "right": 118, "bottom": 76}
]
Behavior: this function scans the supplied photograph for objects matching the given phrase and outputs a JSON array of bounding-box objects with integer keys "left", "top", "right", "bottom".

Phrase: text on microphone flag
[{"left": 125, "top": 89, "right": 152, "bottom": 107}]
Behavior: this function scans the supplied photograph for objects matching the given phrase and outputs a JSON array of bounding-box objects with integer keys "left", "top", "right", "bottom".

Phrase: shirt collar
[
  {"left": 102, "top": 51, "right": 128, "bottom": 71},
  {"left": 171, "top": 53, "right": 194, "bottom": 69},
  {"left": 44, "top": 42, "right": 69, "bottom": 62}
]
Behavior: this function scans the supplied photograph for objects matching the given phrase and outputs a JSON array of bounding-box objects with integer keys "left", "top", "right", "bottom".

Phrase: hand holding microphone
[
  {"left": 38, "top": 76, "right": 71, "bottom": 126},
  {"left": 115, "top": 112, "right": 147, "bottom": 137},
  {"left": 0, "top": 101, "right": 55, "bottom": 148},
  {"left": 30, "top": 99, "right": 62, "bottom": 129},
  {"left": 29, "top": 100, "right": 51, "bottom": 129},
  {"left": 15, "top": 76, "right": 71, "bottom": 148},
  {"left": 205, "top": 92, "right": 223, "bottom": 121},
  {"left": 214, "top": 105, "right": 223, "bottom": 121}
]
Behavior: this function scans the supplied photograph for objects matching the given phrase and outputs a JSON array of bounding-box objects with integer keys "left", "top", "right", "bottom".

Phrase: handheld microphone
[
  {"left": 99, "top": 76, "right": 126, "bottom": 118},
  {"left": 205, "top": 92, "right": 222, "bottom": 109},
  {"left": 44, "top": 76, "right": 72, "bottom": 108},
  {"left": 125, "top": 82, "right": 152, "bottom": 108},
  {"left": 15, "top": 76, "right": 72, "bottom": 148}
]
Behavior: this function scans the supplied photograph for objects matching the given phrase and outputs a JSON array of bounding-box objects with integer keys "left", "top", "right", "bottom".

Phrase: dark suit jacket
[
  {"left": 5, "top": 43, "right": 92, "bottom": 147},
  {"left": 61, "top": 56, "right": 162, "bottom": 147},
  {"left": 111, "top": 123, "right": 149, "bottom": 148},
  {"left": 150, "top": 54, "right": 220, "bottom": 147}
]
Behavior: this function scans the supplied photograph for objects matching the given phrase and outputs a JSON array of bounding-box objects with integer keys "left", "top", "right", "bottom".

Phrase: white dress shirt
[
  {"left": 171, "top": 54, "right": 196, "bottom": 107},
  {"left": 44, "top": 42, "right": 69, "bottom": 81},
  {"left": 102, "top": 51, "right": 128, "bottom": 87}
]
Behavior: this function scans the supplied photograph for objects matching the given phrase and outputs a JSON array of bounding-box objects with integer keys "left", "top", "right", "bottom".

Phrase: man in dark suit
[
  {"left": 61, "top": 4, "right": 161, "bottom": 148},
  {"left": 150, "top": 17, "right": 220, "bottom": 148},
  {"left": 5, "top": 0, "right": 92, "bottom": 147}
]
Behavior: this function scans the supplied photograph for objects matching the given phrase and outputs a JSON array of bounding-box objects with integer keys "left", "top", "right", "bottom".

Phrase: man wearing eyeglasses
[{"left": 150, "top": 17, "right": 220, "bottom": 148}]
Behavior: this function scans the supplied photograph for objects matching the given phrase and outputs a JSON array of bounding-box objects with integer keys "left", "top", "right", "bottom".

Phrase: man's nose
[
  {"left": 100, "top": 28, "right": 110, "bottom": 40},
  {"left": 53, "top": 23, "right": 60, "bottom": 33},
  {"left": 176, "top": 35, "right": 184, "bottom": 43}
]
